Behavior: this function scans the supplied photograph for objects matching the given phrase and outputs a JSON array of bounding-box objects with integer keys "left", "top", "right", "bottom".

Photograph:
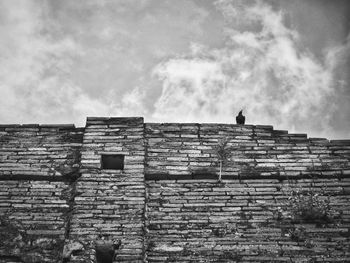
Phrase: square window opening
[{"left": 101, "top": 155, "right": 124, "bottom": 170}]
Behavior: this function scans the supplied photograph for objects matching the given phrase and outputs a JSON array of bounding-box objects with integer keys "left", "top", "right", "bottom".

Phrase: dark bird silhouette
[{"left": 236, "top": 110, "right": 245, "bottom": 125}]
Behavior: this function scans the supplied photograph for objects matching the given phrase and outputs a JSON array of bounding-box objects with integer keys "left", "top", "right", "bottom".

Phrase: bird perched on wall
[{"left": 236, "top": 110, "right": 245, "bottom": 125}]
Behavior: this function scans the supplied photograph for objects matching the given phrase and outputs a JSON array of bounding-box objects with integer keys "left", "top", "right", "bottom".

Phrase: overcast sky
[{"left": 0, "top": 0, "right": 349, "bottom": 139}]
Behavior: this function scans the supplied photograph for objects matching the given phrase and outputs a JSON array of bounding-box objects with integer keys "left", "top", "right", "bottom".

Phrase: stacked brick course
[
  {"left": 144, "top": 123, "right": 350, "bottom": 262},
  {"left": 0, "top": 118, "right": 349, "bottom": 262},
  {"left": 146, "top": 178, "right": 350, "bottom": 262},
  {"left": 145, "top": 123, "right": 349, "bottom": 179},
  {"left": 0, "top": 124, "right": 83, "bottom": 262},
  {"left": 68, "top": 118, "right": 146, "bottom": 263}
]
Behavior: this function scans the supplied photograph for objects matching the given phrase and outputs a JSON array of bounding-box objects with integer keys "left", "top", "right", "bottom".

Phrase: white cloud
[
  {"left": 152, "top": 0, "right": 346, "bottom": 138},
  {"left": 0, "top": 0, "right": 348, "bottom": 139},
  {"left": 0, "top": 1, "right": 148, "bottom": 126}
]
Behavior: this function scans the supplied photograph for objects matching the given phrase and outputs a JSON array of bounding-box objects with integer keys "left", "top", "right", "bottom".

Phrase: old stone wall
[
  {"left": 145, "top": 123, "right": 350, "bottom": 179},
  {"left": 0, "top": 124, "right": 83, "bottom": 180},
  {"left": 146, "top": 178, "right": 350, "bottom": 262},
  {"left": 0, "top": 124, "right": 83, "bottom": 262},
  {"left": 0, "top": 119, "right": 350, "bottom": 262},
  {"left": 68, "top": 118, "right": 146, "bottom": 263},
  {"left": 144, "top": 123, "right": 350, "bottom": 262}
]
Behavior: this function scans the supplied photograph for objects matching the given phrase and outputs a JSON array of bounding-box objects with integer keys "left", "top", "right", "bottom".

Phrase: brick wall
[
  {"left": 145, "top": 123, "right": 350, "bottom": 180},
  {"left": 0, "top": 124, "right": 83, "bottom": 180},
  {"left": 146, "top": 178, "right": 350, "bottom": 262},
  {"left": 68, "top": 118, "right": 146, "bottom": 263},
  {"left": 0, "top": 124, "right": 83, "bottom": 262},
  {"left": 1, "top": 119, "right": 350, "bottom": 262},
  {"left": 144, "top": 123, "right": 350, "bottom": 262}
]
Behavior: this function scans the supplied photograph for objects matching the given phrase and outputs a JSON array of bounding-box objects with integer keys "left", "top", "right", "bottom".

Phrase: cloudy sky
[{"left": 0, "top": 0, "right": 349, "bottom": 139}]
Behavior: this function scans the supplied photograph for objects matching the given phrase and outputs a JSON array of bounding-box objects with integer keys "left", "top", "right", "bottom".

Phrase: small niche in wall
[
  {"left": 95, "top": 240, "right": 121, "bottom": 263},
  {"left": 101, "top": 154, "right": 124, "bottom": 170}
]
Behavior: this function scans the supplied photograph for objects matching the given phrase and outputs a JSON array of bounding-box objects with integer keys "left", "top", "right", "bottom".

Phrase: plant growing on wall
[
  {"left": 275, "top": 184, "right": 339, "bottom": 225},
  {"left": 286, "top": 187, "right": 336, "bottom": 223},
  {"left": 214, "top": 138, "right": 232, "bottom": 182}
]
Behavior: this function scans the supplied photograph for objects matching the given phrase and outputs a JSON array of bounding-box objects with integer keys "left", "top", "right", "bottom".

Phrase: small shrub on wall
[
  {"left": 288, "top": 188, "right": 334, "bottom": 223},
  {"left": 279, "top": 186, "right": 340, "bottom": 224},
  {"left": 214, "top": 138, "right": 232, "bottom": 182}
]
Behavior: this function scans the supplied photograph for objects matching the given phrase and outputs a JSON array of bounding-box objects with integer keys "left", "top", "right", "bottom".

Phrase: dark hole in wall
[
  {"left": 101, "top": 155, "right": 124, "bottom": 170},
  {"left": 95, "top": 241, "right": 121, "bottom": 263},
  {"left": 95, "top": 244, "right": 115, "bottom": 263}
]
